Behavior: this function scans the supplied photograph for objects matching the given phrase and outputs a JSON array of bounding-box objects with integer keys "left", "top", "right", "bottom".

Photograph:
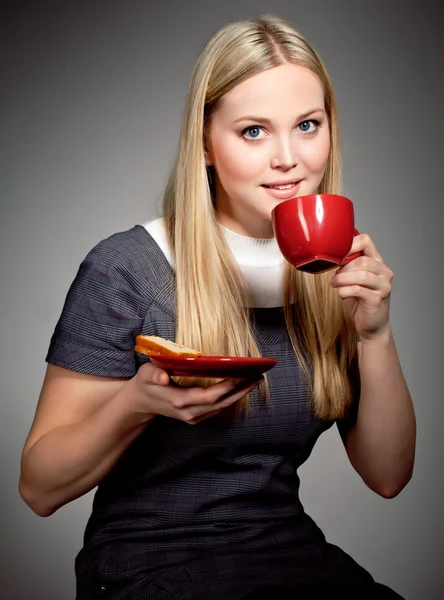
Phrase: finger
[
  {"left": 336, "top": 285, "right": 388, "bottom": 304},
  {"left": 138, "top": 362, "right": 171, "bottom": 386},
  {"left": 331, "top": 270, "right": 388, "bottom": 292},
  {"left": 178, "top": 376, "right": 263, "bottom": 407},
  {"left": 167, "top": 377, "right": 257, "bottom": 410},
  {"left": 340, "top": 255, "right": 383, "bottom": 275},
  {"left": 349, "top": 233, "right": 384, "bottom": 263},
  {"left": 332, "top": 254, "right": 393, "bottom": 285},
  {"left": 183, "top": 378, "right": 263, "bottom": 420},
  {"left": 214, "top": 377, "right": 265, "bottom": 404}
]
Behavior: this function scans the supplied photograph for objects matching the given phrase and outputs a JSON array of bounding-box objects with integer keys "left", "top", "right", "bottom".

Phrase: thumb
[{"left": 138, "top": 362, "right": 171, "bottom": 386}]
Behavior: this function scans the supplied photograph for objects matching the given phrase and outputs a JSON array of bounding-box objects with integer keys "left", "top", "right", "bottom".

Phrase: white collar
[{"left": 143, "top": 218, "right": 285, "bottom": 308}]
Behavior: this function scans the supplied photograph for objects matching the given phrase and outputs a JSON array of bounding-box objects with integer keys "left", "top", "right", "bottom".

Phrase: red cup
[{"left": 271, "top": 194, "right": 361, "bottom": 274}]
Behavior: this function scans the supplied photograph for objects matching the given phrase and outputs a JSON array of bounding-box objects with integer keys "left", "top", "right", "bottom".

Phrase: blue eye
[
  {"left": 242, "top": 126, "right": 263, "bottom": 140},
  {"left": 298, "top": 120, "right": 318, "bottom": 133}
]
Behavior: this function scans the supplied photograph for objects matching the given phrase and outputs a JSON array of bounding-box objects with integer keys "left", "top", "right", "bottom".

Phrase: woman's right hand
[{"left": 132, "top": 362, "right": 262, "bottom": 424}]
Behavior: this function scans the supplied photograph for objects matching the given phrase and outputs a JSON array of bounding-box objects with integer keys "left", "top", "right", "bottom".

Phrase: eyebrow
[{"left": 233, "top": 108, "right": 325, "bottom": 125}]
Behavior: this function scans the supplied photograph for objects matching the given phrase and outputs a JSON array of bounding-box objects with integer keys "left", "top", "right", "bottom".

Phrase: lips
[
  {"left": 261, "top": 180, "right": 303, "bottom": 200},
  {"left": 262, "top": 180, "right": 302, "bottom": 189}
]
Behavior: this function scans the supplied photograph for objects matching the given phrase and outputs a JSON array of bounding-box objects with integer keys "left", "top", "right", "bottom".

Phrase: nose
[{"left": 270, "top": 136, "right": 298, "bottom": 170}]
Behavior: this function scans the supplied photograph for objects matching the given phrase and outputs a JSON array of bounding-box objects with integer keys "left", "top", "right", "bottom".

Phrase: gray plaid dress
[{"left": 46, "top": 225, "right": 373, "bottom": 599}]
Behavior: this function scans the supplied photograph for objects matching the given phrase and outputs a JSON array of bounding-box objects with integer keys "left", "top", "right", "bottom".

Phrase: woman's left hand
[{"left": 329, "top": 233, "right": 394, "bottom": 341}]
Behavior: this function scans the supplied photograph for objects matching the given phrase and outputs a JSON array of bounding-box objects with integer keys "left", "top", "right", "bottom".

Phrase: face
[{"left": 205, "top": 63, "right": 331, "bottom": 238}]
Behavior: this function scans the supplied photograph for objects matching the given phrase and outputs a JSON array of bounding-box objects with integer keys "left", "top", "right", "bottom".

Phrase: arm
[
  {"left": 19, "top": 364, "right": 260, "bottom": 517},
  {"left": 19, "top": 365, "right": 153, "bottom": 517},
  {"left": 338, "top": 330, "right": 416, "bottom": 498},
  {"left": 331, "top": 233, "right": 416, "bottom": 498},
  {"left": 19, "top": 234, "right": 261, "bottom": 516}
]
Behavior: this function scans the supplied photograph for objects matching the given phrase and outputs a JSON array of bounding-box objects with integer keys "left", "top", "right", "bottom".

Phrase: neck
[{"left": 215, "top": 191, "right": 275, "bottom": 238}]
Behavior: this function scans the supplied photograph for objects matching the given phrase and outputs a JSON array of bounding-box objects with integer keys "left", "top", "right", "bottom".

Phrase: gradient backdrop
[{"left": 2, "top": 1, "right": 442, "bottom": 598}]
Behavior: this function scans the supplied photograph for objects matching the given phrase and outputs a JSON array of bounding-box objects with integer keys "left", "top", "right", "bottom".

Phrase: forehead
[{"left": 215, "top": 63, "right": 325, "bottom": 119}]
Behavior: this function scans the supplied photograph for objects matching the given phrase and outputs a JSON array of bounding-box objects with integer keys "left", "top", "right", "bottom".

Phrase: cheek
[
  {"left": 210, "top": 139, "right": 264, "bottom": 182},
  {"left": 302, "top": 133, "right": 330, "bottom": 173}
]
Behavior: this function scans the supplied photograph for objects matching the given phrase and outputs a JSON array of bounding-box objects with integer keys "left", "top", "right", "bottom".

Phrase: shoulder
[
  {"left": 62, "top": 222, "right": 176, "bottom": 323},
  {"left": 79, "top": 223, "right": 173, "bottom": 297},
  {"left": 45, "top": 223, "right": 175, "bottom": 377}
]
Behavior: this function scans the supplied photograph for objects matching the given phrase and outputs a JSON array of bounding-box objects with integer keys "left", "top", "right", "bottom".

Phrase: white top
[{"left": 143, "top": 218, "right": 286, "bottom": 308}]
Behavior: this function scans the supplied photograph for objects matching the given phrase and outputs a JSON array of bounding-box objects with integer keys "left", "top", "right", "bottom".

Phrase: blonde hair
[{"left": 163, "top": 14, "right": 358, "bottom": 420}]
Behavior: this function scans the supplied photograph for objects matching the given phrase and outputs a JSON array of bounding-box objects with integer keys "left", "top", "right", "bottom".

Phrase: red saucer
[{"left": 149, "top": 355, "right": 278, "bottom": 378}]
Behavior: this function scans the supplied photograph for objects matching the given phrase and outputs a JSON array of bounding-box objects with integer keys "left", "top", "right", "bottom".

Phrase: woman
[{"left": 19, "top": 14, "right": 415, "bottom": 600}]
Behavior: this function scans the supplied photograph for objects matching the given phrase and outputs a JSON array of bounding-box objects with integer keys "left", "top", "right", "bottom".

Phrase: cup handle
[{"left": 341, "top": 228, "right": 362, "bottom": 265}]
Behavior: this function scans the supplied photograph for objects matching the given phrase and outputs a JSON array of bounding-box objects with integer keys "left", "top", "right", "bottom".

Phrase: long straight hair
[{"left": 163, "top": 15, "right": 358, "bottom": 420}]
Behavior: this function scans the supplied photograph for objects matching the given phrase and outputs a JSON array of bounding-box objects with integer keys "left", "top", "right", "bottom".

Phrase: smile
[
  {"left": 263, "top": 183, "right": 298, "bottom": 190},
  {"left": 262, "top": 180, "right": 302, "bottom": 190},
  {"left": 261, "top": 180, "right": 303, "bottom": 199}
]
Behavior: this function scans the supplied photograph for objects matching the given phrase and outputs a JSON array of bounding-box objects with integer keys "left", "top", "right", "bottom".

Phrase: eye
[
  {"left": 241, "top": 126, "right": 265, "bottom": 140},
  {"left": 298, "top": 120, "right": 319, "bottom": 133}
]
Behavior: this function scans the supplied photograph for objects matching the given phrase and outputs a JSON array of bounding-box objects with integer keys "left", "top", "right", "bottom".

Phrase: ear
[
  {"left": 203, "top": 126, "right": 213, "bottom": 166},
  {"left": 204, "top": 148, "right": 213, "bottom": 166},
  {"left": 203, "top": 137, "right": 213, "bottom": 166}
]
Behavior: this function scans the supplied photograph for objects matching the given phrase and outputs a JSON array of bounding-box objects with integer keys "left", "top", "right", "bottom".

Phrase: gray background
[{"left": 2, "top": 1, "right": 442, "bottom": 598}]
